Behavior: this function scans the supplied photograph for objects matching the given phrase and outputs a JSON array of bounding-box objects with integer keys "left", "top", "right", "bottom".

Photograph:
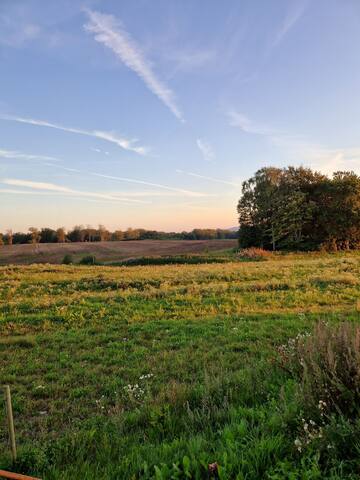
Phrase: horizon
[
  {"left": 0, "top": 224, "right": 238, "bottom": 235},
  {"left": 1, "top": 0, "right": 360, "bottom": 232}
]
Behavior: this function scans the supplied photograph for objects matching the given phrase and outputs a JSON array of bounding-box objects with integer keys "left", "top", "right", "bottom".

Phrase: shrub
[
  {"left": 79, "top": 255, "right": 97, "bottom": 265},
  {"left": 62, "top": 254, "right": 73, "bottom": 265},
  {"left": 278, "top": 321, "right": 360, "bottom": 418},
  {"left": 237, "top": 248, "right": 272, "bottom": 261},
  {"left": 116, "top": 255, "right": 229, "bottom": 266}
]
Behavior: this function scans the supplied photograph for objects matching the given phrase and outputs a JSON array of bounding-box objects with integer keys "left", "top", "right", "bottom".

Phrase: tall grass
[
  {"left": 279, "top": 321, "right": 360, "bottom": 418},
  {"left": 0, "top": 253, "right": 360, "bottom": 478}
]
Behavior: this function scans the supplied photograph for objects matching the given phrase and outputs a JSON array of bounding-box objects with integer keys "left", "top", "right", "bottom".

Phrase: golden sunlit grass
[{"left": 0, "top": 251, "right": 359, "bottom": 478}]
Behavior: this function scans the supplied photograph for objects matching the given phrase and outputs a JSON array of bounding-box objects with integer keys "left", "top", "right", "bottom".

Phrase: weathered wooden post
[{"left": 4, "top": 385, "right": 17, "bottom": 462}]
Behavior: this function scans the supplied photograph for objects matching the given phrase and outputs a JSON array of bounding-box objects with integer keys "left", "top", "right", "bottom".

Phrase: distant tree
[
  {"left": 112, "top": 230, "right": 124, "bottom": 241},
  {"left": 1, "top": 226, "right": 238, "bottom": 245},
  {"left": 67, "top": 226, "right": 84, "bottom": 242},
  {"left": 40, "top": 228, "right": 57, "bottom": 243},
  {"left": 83, "top": 226, "right": 98, "bottom": 242},
  {"left": 12, "top": 232, "right": 31, "bottom": 244},
  {"left": 56, "top": 227, "right": 66, "bottom": 243},
  {"left": 6, "top": 229, "right": 13, "bottom": 245},
  {"left": 98, "top": 224, "right": 110, "bottom": 242},
  {"left": 124, "top": 228, "right": 140, "bottom": 240},
  {"left": 29, "top": 227, "right": 41, "bottom": 244},
  {"left": 0, "top": 233, "right": 3, "bottom": 246}
]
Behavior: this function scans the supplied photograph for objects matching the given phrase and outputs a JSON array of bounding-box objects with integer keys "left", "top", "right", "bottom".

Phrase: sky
[{"left": 1, "top": 0, "right": 360, "bottom": 232}]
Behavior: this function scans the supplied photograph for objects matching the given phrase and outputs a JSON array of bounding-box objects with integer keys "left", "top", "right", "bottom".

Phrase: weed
[{"left": 237, "top": 248, "right": 273, "bottom": 260}]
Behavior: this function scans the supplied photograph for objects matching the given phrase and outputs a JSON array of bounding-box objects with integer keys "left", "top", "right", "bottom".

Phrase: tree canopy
[{"left": 238, "top": 167, "right": 360, "bottom": 251}]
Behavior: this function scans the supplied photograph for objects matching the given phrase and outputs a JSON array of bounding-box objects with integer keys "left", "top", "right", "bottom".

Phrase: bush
[
  {"left": 62, "top": 254, "right": 73, "bottom": 265},
  {"left": 236, "top": 248, "right": 272, "bottom": 261},
  {"left": 79, "top": 255, "right": 97, "bottom": 265},
  {"left": 278, "top": 321, "right": 360, "bottom": 418},
  {"left": 116, "top": 255, "right": 229, "bottom": 266}
]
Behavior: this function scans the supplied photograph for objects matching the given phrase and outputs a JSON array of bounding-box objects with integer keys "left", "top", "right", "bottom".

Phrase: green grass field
[{"left": 1, "top": 252, "right": 360, "bottom": 479}]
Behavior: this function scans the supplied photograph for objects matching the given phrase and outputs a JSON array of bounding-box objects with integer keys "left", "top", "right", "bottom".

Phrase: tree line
[
  {"left": 238, "top": 167, "right": 360, "bottom": 251},
  {"left": 0, "top": 226, "right": 237, "bottom": 245}
]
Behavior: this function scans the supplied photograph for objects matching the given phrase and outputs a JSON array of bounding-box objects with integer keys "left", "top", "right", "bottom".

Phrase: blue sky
[{"left": 1, "top": 0, "right": 360, "bottom": 232}]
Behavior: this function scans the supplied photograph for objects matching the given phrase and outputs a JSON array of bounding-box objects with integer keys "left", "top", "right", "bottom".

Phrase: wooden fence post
[{"left": 4, "top": 385, "right": 17, "bottom": 462}]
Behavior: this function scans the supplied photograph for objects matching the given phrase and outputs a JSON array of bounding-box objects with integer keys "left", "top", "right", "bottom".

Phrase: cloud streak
[
  {"left": 43, "top": 163, "right": 212, "bottom": 198},
  {"left": 91, "top": 172, "right": 210, "bottom": 197},
  {"left": 196, "top": 138, "right": 215, "bottom": 162},
  {"left": 84, "top": 9, "right": 184, "bottom": 122},
  {"left": 227, "top": 111, "right": 274, "bottom": 135},
  {"left": 1, "top": 178, "right": 149, "bottom": 204},
  {"left": 0, "top": 114, "right": 148, "bottom": 155},
  {"left": 43, "top": 161, "right": 217, "bottom": 201},
  {"left": 176, "top": 169, "right": 240, "bottom": 187},
  {"left": 272, "top": 0, "right": 308, "bottom": 48},
  {"left": 92, "top": 147, "right": 109, "bottom": 155},
  {"left": 0, "top": 148, "right": 60, "bottom": 162}
]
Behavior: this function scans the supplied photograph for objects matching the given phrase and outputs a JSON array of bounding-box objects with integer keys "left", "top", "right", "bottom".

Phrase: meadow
[{"left": 0, "top": 251, "right": 360, "bottom": 479}]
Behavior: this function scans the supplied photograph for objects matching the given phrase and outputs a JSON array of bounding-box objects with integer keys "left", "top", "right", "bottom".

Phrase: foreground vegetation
[{"left": 0, "top": 251, "right": 360, "bottom": 478}]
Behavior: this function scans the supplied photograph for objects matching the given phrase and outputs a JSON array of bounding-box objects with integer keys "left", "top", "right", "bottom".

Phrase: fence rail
[{"left": 0, "top": 470, "right": 41, "bottom": 480}]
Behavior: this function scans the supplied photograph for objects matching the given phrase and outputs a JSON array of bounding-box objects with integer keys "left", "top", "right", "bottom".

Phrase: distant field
[
  {"left": 0, "top": 239, "right": 237, "bottom": 265},
  {"left": 0, "top": 252, "right": 359, "bottom": 478}
]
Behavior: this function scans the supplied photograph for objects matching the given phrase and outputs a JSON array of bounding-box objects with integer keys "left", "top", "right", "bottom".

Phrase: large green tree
[{"left": 238, "top": 167, "right": 360, "bottom": 251}]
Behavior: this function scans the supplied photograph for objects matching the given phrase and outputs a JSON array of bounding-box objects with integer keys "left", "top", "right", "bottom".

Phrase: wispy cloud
[
  {"left": 3, "top": 179, "right": 74, "bottom": 193},
  {"left": 43, "top": 163, "right": 210, "bottom": 198},
  {"left": 0, "top": 188, "right": 55, "bottom": 196},
  {"left": 0, "top": 15, "right": 41, "bottom": 48},
  {"left": 272, "top": 1, "right": 308, "bottom": 48},
  {"left": 109, "top": 191, "right": 185, "bottom": 198},
  {"left": 0, "top": 114, "right": 148, "bottom": 155},
  {"left": 84, "top": 9, "right": 184, "bottom": 122},
  {"left": 228, "top": 110, "right": 360, "bottom": 175},
  {"left": 91, "top": 147, "right": 109, "bottom": 155},
  {"left": 196, "top": 138, "right": 215, "bottom": 163},
  {"left": 227, "top": 111, "right": 274, "bottom": 135},
  {"left": 165, "top": 49, "right": 216, "bottom": 79},
  {"left": 176, "top": 169, "right": 240, "bottom": 187},
  {"left": 44, "top": 163, "right": 82, "bottom": 174},
  {"left": 1, "top": 178, "right": 149, "bottom": 204},
  {"left": 0, "top": 148, "right": 60, "bottom": 162},
  {"left": 91, "top": 172, "right": 211, "bottom": 197}
]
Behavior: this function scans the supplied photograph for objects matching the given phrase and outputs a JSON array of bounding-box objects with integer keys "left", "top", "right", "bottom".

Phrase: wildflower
[{"left": 294, "top": 438, "right": 302, "bottom": 452}]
